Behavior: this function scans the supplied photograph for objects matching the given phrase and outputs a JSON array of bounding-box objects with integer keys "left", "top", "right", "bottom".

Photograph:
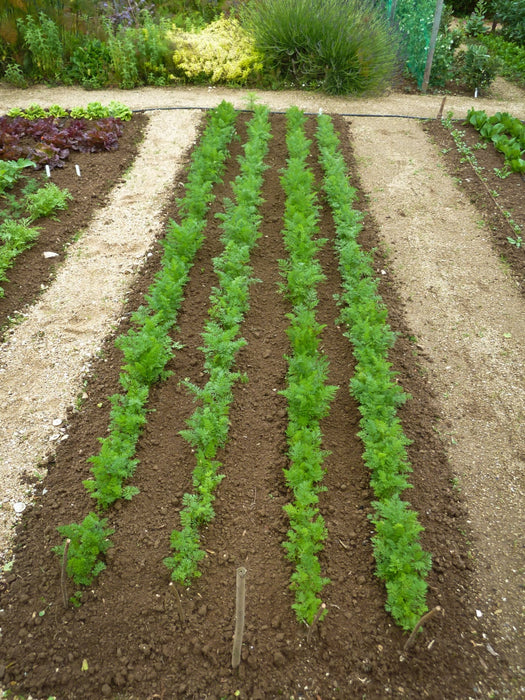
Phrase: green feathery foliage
[
  {"left": 278, "top": 106, "right": 336, "bottom": 625},
  {"left": 315, "top": 112, "right": 431, "bottom": 631},
  {"left": 164, "top": 104, "right": 272, "bottom": 586},
  {"left": 54, "top": 101, "right": 238, "bottom": 587}
]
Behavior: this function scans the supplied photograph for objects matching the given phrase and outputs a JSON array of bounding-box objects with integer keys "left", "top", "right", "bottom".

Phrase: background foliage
[
  {"left": 0, "top": 0, "right": 524, "bottom": 94},
  {"left": 241, "top": 0, "right": 399, "bottom": 95}
]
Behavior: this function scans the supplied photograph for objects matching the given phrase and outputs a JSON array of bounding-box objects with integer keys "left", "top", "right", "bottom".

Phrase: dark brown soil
[
  {"left": 0, "top": 113, "right": 517, "bottom": 699},
  {"left": 424, "top": 119, "right": 525, "bottom": 296},
  {"left": 0, "top": 113, "right": 148, "bottom": 332}
]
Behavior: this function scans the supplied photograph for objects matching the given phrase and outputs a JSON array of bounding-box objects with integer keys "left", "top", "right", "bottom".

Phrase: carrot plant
[
  {"left": 315, "top": 113, "right": 431, "bottom": 631},
  {"left": 279, "top": 106, "right": 336, "bottom": 625},
  {"left": 54, "top": 101, "right": 238, "bottom": 587},
  {"left": 164, "top": 105, "right": 272, "bottom": 586}
]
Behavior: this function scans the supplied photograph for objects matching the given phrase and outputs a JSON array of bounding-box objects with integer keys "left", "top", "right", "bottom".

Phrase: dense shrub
[
  {"left": 478, "top": 32, "right": 525, "bottom": 86},
  {"left": 169, "top": 16, "right": 263, "bottom": 85},
  {"left": 16, "top": 12, "right": 65, "bottom": 82},
  {"left": 241, "top": 0, "right": 400, "bottom": 95},
  {"left": 455, "top": 42, "right": 502, "bottom": 89},
  {"left": 495, "top": 0, "right": 525, "bottom": 46}
]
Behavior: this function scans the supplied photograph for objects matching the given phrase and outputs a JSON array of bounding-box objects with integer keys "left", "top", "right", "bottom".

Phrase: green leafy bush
[
  {"left": 495, "top": 0, "right": 525, "bottom": 46},
  {"left": 24, "top": 182, "right": 72, "bottom": 220},
  {"left": 456, "top": 42, "right": 501, "bottom": 90},
  {"left": 464, "top": 1, "right": 489, "bottom": 37},
  {"left": 53, "top": 513, "right": 114, "bottom": 587},
  {"left": 477, "top": 33, "right": 525, "bottom": 87},
  {"left": 241, "top": 0, "right": 399, "bottom": 94},
  {"left": 68, "top": 38, "right": 112, "bottom": 89},
  {"left": 0, "top": 159, "right": 33, "bottom": 195},
  {"left": 169, "top": 16, "right": 263, "bottom": 85},
  {"left": 17, "top": 12, "right": 65, "bottom": 82},
  {"left": 2, "top": 63, "right": 28, "bottom": 88},
  {"left": 103, "top": 10, "right": 174, "bottom": 87}
]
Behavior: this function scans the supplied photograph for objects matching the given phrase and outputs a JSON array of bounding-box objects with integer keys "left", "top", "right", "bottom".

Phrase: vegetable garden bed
[
  {"left": 424, "top": 115, "right": 525, "bottom": 292},
  {"left": 0, "top": 104, "right": 519, "bottom": 699}
]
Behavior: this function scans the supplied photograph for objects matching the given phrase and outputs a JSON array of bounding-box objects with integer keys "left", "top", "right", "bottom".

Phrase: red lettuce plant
[{"left": 0, "top": 116, "right": 124, "bottom": 169}]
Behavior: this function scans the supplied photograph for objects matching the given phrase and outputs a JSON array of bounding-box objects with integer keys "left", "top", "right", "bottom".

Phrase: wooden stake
[
  {"left": 232, "top": 567, "right": 247, "bottom": 669},
  {"left": 174, "top": 584, "right": 185, "bottom": 625},
  {"left": 61, "top": 538, "right": 71, "bottom": 609},
  {"left": 402, "top": 606, "right": 442, "bottom": 658},
  {"left": 307, "top": 602, "right": 326, "bottom": 644},
  {"left": 422, "top": 0, "right": 445, "bottom": 93},
  {"left": 436, "top": 96, "right": 447, "bottom": 121}
]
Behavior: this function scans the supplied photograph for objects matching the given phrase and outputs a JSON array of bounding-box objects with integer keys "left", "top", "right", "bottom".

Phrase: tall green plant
[
  {"left": 17, "top": 12, "right": 65, "bottom": 81},
  {"left": 105, "top": 20, "right": 140, "bottom": 88},
  {"left": 241, "top": 0, "right": 399, "bottom": 94}
]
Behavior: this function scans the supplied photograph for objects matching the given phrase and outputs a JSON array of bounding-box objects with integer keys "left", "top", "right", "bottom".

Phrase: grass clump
[{"left": 241, "top": 0, "right": 399, "bottom": 95}]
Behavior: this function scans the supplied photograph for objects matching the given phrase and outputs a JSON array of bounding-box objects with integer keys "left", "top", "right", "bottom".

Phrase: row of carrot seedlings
[
  {"left": 54, "top": 102, "right": 431, "bottom": 634},
  {"left": 54, "top": 100, "right": 238, "bottom": 585}
]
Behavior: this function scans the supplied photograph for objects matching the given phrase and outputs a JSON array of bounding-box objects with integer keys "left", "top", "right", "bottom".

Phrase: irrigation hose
[{"left": 131, "top": 105, "right": 463, "bottom": 121}]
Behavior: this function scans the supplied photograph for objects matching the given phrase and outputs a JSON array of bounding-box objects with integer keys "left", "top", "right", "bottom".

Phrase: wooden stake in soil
[
  {"left": 307, "top": 602, "right": 326, "bottom": 644},
  {"left": 60, "top": 538, "right": 71, "bottom": 609},
  {"left": 232, "top": 566, "right": 247, "bottom": 669},
  {"left": 436, "top": 96, "right": 447, "bottom": 121},
  {"left": 401, "top": 605, "right": 442, "bottom": 659},
  {"left": 173, "top": 583, "right": 185, "bottom": 625}
]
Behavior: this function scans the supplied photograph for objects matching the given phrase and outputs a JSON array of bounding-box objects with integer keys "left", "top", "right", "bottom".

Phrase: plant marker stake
[
  {"left": 75, "top": 164, "right": 81, "bottom": 177},
  {"left": 401, "top": 606, "right": 442, "bottom": 660},
  {"left": 307, "top": 602, "right": 326, "bottom": 644},
  {"left": 61, "top": 538, "right": 71, "bottom": 609},
  {"left": 170, "top": 582, "right": 185, "bottom": 624},
  {"left": 45, "top": 165, "right": 51, "bottom": 179},
  {"left": 436, "top": 96, "right": 447, "bottom": 121},
  {"left": 232, "top": 566, "right": 247, "bottom": 669}
]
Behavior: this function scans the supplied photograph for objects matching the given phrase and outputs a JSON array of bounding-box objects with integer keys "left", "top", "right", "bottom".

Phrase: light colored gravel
[
  {"left": 0, "top": 108, "right": 201, "bottom": 561},
  {"left": 0, "top": 82, "right": 524, "bottom": 120},
  {"left": 351, "top": 116, "right": 525, "bottom": 679}
]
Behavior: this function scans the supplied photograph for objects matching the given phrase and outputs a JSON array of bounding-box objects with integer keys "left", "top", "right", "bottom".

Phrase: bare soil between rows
[{"left": 0, "top": 113, "right": 518, "bottom": 699}]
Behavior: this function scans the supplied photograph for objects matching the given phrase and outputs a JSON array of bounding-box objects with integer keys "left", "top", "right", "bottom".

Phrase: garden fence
[{"left": 383, "top": 0, "right": 437, "bottom": 86}]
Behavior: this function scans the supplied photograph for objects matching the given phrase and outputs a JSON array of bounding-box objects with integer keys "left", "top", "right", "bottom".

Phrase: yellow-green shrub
[{"left": 169, "top": 17, "right": 263, "bottom": 85}]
